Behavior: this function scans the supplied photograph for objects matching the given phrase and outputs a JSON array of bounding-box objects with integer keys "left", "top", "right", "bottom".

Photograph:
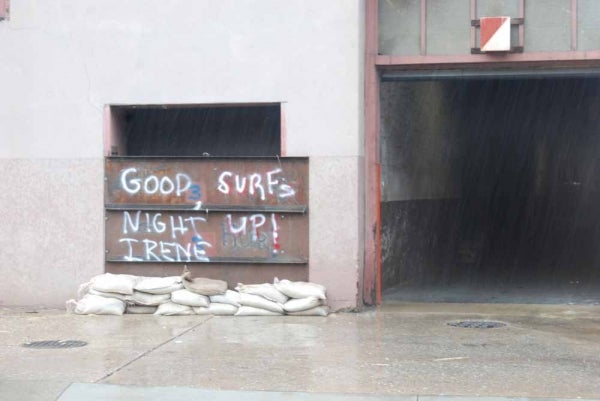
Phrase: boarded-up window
[{"left": 104, "top": 104, "right": 308, "bottom": 284}]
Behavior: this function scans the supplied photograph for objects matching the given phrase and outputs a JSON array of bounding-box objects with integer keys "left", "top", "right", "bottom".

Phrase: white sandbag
[
  {"left": 238, "top": 293, "right": 284, "bottom": 313},
  {"left": 89, "top": 288, "right": 132, "bottom": 302},
  {"left": 193, "top": 306, "right": 211, "bottom": 315},
  {"left": 288, "top": 306, "right": 330, "bottom": 317},
  {"left": 135, "top": 276, "right": 183, "bottom": 295},
  {"left": 235, "top": 306, "right": 283, "bottom": 316},
  {"left": 235, "top": 283, "right": 288, "bottom": 304},
  {"left": 77, "top": 281, "right": 92, "bottom": 299},
  {"left": 182, "top": 268, "right": 227, "bottom": 296},
  {"left": 209, "top": 290, "right": 241, "bottom": 307},
  {"left": 66, "top": 294, "right": 125, "bottom": 315},
  {"left": 283, "top": 297, "right": 321, "bottom": 313},
  {"left": 131, "top": 291, "right": 170, "bottom": 306},
  {"left": 154, "top": 302, "right": 194, "bottom": 316},
  {"left": 126, "top": 305, "right": 158, "bottom": 314},
  {"left": 171, "top": 289, "right": 210, "bottom": 307},
  {"left": 273, "top": 278, "right": 326, "bottom": 300},
  {"left": 91, "top": 273, "right": 138, "bottom": 295},
  {"left": 208, "top": 303, "right": 238, "bottom": 315}
]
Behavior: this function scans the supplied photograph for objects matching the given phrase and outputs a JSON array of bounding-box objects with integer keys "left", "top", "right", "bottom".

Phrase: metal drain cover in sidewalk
[
  {"left": 22, "top": 340, "right": 87, "bottom": 349},
  {"left": 448, "top": 320, "right": 506, "bottom": 329}
]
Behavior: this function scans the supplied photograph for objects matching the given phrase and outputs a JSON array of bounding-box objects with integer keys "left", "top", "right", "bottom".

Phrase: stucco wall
[{"left": 0, "top": 0, "right": 364, "bottom": 309}]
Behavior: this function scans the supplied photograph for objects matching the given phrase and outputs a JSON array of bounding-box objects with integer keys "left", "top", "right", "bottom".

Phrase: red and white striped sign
[{"left": 480, "top": 16, "right": 511, "bottom": 52}]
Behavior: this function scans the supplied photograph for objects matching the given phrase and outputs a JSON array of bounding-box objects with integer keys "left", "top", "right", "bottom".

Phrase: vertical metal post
[
  {"left": 470, "top": 0, "right": 477, "bottom": 50},
  {"left": 519, "top": 0, "right": 525, "bottom": 48},
  {"left": 420, "top": 0, "right": 427, "bottom": 55},
  {"left": 364, "top": 0, "right": 381, "bottom": 306},
  {"left": 571, "top": 0, "right": 578, "bottom": 51}
]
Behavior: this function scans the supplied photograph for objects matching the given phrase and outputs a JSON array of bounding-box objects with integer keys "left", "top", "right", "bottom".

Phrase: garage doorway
[{"left": 380, "top": 71, "right": 600, "bottom": 304}]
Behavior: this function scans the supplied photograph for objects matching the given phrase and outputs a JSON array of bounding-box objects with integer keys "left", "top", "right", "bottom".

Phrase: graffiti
[
  {"left": 107, "top": 159, "right": 307, "bottom": 264},
  {"left": 119, "top": 211, "right": 212, "bottom": 262},
  {"left": 271, "top": 213, "right": 280, "bottom": 254},
  {"left": 187, "top": 184, "right": 202, "bottom": 201},
  {"left": 116, "top": 211, "right": 286, "bottom": 261},
  {"left": 112, "top": 162, "right": 303, "bottom": 206},
  {"left": 119, "top": 237, "right": 211, "bottom": 262},
  {"left": 221, "top": 213, "right": 280, "bottom": 253},
  {"left": 120, "top": 168, "right": 193, "bottom": 197},
  {"left": 217, "top": 168, "right": 295, "bottom": 200},
  {"left": 122, "top": 211, "right": 206, "bottom": 239}
]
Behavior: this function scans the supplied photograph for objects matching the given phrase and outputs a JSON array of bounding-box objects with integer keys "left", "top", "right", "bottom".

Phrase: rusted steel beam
[
  {"left": 364, "top": 0, "right": 381, "bottom": 306},
  {"left": 105, "top": 157, "right": 309, "bottom": 267}
]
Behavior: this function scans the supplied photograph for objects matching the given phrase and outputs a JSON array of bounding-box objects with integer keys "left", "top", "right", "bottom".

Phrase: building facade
[
  {"left": 0, "top": 0, "right": 365, "bottom": 310},
  {"left": 2, "top": 0, "right": 600, "bottom": 309}
]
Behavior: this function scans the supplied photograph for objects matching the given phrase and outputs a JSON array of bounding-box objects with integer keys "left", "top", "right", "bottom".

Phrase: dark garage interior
[{"left": 380, "top": 75, "right": 600, "bottom": 303}]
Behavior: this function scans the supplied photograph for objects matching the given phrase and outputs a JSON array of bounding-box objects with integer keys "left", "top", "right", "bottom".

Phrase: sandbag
[
  {"left": 208, "top": 303, "right": 238, "bottom": 315},
  {"left": 126, "top": 305, "right": 158, "bottom": 314},
  {"left": 181, "top": 267, "right": 227, "bottom": 295},
  {"left": 91, "top": 273, "right": 138, "bottom": 295},
  {"left": 154, "top": 302, "right": 194, "bottom": 316},
  {"left": 210, "top": 290, "right": 241, "bottom": 307},
  {"left": 77, "top": 281, "right": 93, "bottom": 299},
  {"left": 66, "top": 295, "right": 125, "bottom": 315},
  {"left": 235, "top": 306, "right": 283, "bottom": 316},
  {"left": 235, "top": 283, "right": 288, "bottom": 304},
  {"left": 135, "top": 276, "right": 183, "bottom": 295},
  {"left": 193, "top": 306, "right": 211, "bottom": 315},
  {"left": 283, "top": 297, "right": 321, "bottom": 313},
  {"left": 273, "top": 278, "right": 326, "bottom": 300},
  {"left": 89, "top": 288, "right": 132, "bottom": 302},
  {"left": 287, "top": 306, "right": 330, "bottom": 317},
  {"left": 131, "top": 291, "right": 170, "bottom": 306},
  {"left": 238, "top": 293, "right": 284, "bottom": 313},
  {"left": 171, "top": 289, "right": 210, "bottom": 307}
]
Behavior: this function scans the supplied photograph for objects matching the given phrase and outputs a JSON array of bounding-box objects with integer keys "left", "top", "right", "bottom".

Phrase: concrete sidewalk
[{"left": 1, "top": 303, "right": 599, "bottom": 400}]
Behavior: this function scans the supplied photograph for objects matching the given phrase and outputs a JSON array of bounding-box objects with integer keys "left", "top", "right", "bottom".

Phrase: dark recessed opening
[
  {"left": 110, "top": 104, "right": 281, "bottom": 157},
  {"left": 381, "top": 76, "right": 600, "bottom": 304}
]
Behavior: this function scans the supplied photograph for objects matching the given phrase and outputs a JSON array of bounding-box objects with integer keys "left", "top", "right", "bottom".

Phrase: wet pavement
[{"left": 1, "top": 303, "right": 599, "bottom": 400}]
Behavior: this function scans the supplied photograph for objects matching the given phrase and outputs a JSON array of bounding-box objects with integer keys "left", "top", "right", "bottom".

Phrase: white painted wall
[{"left": 0, "top": 0, "right": 365, "bottom": 309}]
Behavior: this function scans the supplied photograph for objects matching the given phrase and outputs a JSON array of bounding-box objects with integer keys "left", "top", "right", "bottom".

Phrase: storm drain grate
[
  {"left": 21, "top": 340, "right": 88, "bottom": 349},
  {"left": 448, "top": 320, "right": 506, "bottom": 329}
]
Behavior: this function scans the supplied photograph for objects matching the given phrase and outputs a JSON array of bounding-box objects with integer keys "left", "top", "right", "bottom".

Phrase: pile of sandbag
[
  {"left": 274, "top": 278, "right": 329, "bottom": 316},
  {"left": 230, "top": 278, "right": 328, "bottom": 316},
  {"left": 66, "top": 270, "right": 228, "bottom": 316},
  {"left": 66, "top": 270, "right": 329, "bottom": 317}
]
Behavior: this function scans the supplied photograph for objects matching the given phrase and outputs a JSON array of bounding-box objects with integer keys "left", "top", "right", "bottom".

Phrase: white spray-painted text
[{"left": 217, "top": 168, "right": 295, "bottom": 200}]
